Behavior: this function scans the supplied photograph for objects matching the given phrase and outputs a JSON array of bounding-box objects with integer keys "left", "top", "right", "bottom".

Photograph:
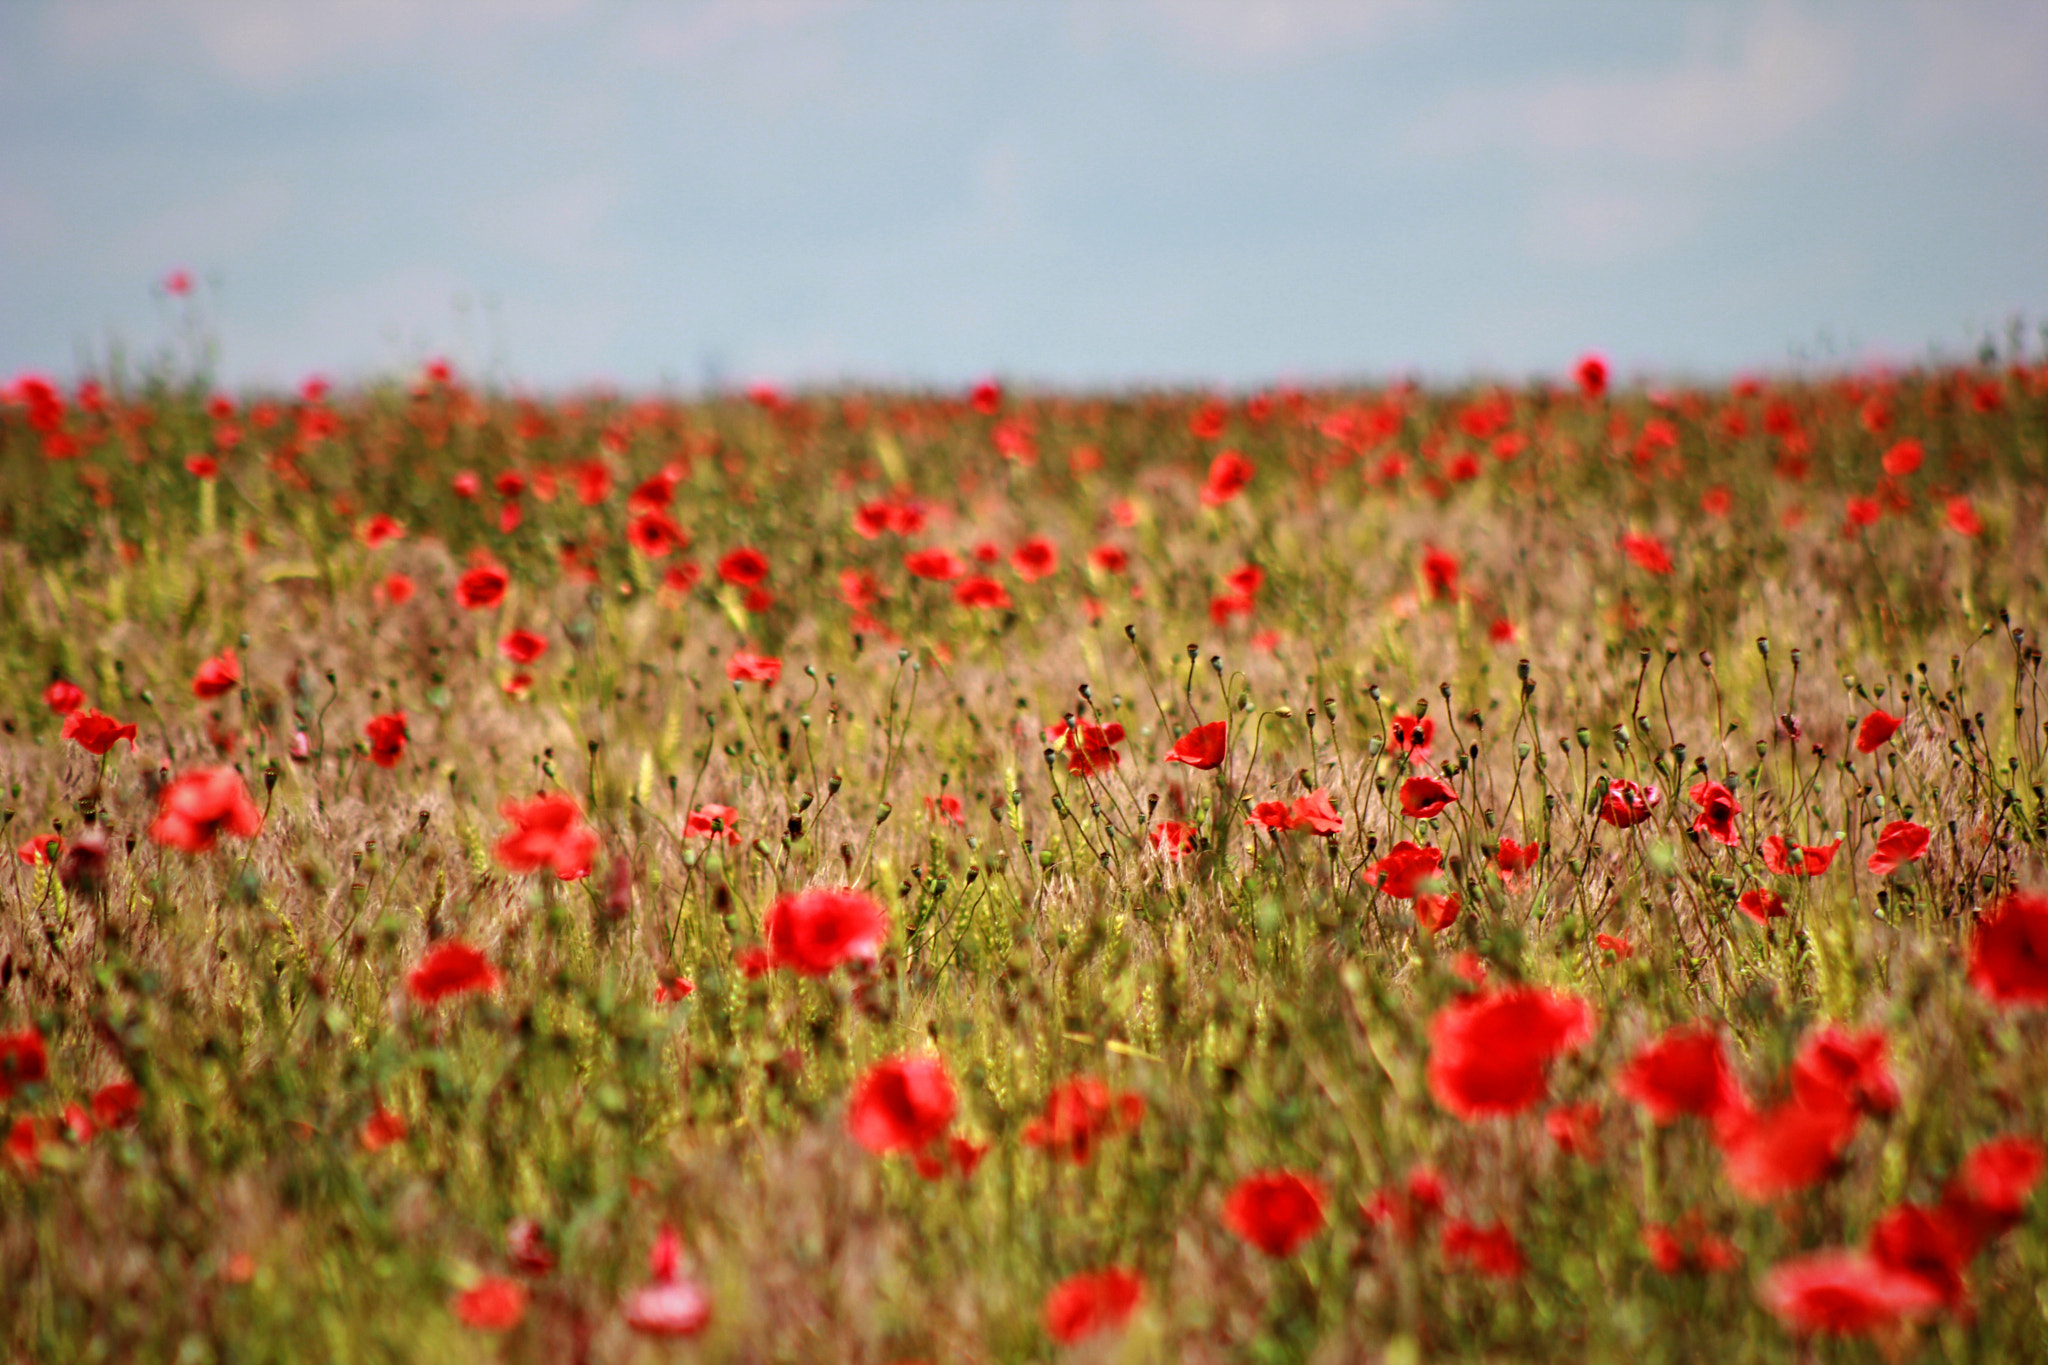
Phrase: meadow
[{"left": 0, "top": 345, "right": 2045, "bottom": 1363}]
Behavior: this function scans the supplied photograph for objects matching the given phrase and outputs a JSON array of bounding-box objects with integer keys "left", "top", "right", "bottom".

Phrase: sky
[{"left": 3, "top": 0, "right": 2046, "bottom": 393}]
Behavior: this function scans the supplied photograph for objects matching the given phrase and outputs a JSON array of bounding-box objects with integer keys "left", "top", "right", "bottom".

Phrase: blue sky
[{"left": 4, "top": 0, "right": 2046, "bottom": 392}]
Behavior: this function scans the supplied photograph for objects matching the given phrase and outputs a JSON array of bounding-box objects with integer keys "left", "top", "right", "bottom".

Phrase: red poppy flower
[
  {"left": 1880, "top": 438, "right": 1923, "bottom": 476},
  {"left": 452, "top": 1276, "right": 528, "bottom": 1331},
  {"left": 360, "top": 1106, "right": 407, "bottom": 1152},
  {"left": 149, "top": 767, "right": 263, "bottom": 853},
  {"left": 1222, "top": 1169, "right": 1328, "bottom": 1257},
  {"left": 456, "top": 563, "right": 510, "bottom": 611},
  {"left": 0, "top": 1028, "right": 48, "bottom": 1101},
  {"left": 1620, "top": 531, "right": 1673, "bottom": 574},
  {"left": 1389, "top": 714, "right": 1435, "bottom": 764},
  {"left": 1945, "top": 496, "right": 1982, "bottom": 537},
  {"left": 623, "top": 1227, "right": 712, "bottom": 1337},
  {"left": 358, "top": 514, "right": 405, "bottom": 548},
  {"left": 969, "top": 378, "right": 1002, "bottom": 413},
  {"left": 1598, "top": 779, "right": 1661, "bottom": 828},
  {"left": 1762, "top": 835, "right": 1841, "bottom": 877},
  {"left": 1199, "top": 449, "right": 1254, "bottom": 507},
  {"left": 1189, "top": 397, "right": 1227, "bottom": 439},
  {"left": 923, "top": 793, "right": 965, "bottom": 828},
  {"left": 363, "top": 712, "right": 407, "bottom": 768},
  {"left": 1367, "top": 840, "right": 1444, "bottom": 899},
  {"left": 1643, "top": 1218, "right": 1741, "bottom": 1275},
  {"left": 1426, "top": 986, "right": 1594, "bottom": 1120},
  {"left": 627, "top": 511, "right": 687, "bottom": 559},
  {"left": 1687, "top": 779, "right": 1742, "bottom": 846},
  {"left": 1089, "top": 544, "right": 1129, "bottom": 574},
  {"left": 16, "top": 832, "right": 57, "bottom": 866},
  {"left": 1416, "top": 892, "right": 1461, "bottom": 935},
  {"left": 1854, "top": 710, "right": 1902, "bottom": 753},
  {"left": 1248, "top": 801, "right": 1299, "bottom": 834},
  {"left": 627, "top": 468, "right": 680, "bottom": 516},
  {"left": 1149, "top": 820, "right": 1197, "bottom": 861},
  {"left": 1292, "top": 787, "right": 1343, "bottom": 835},
  {"left": 61, "top": 708, "right": 138, "bottom": 756},
  {"left": 847, "top": 1054, "right": 957, "bottom": 1155},
  {"left": 7, "top": 1116, "right": 44, "bottom": 1169},
  {"left": 1164, "top": 721, "right": 1226, "bottom": 770},
  {"left": 1442, "top": 1219, "right": 1526, "bottom": 1279},
  {"left": 1361, "top": 1165, "right": 1448, "bottom": 1242},
  {"left": 41, "top": 680, "right": 83, "bottom": 715},
  {"left": 1493, "top": 837, "right": 1540, "bottom": 890},
  {"left": 1786, "top": 1026, "right": 1898, "bottom": 1118},
  {"left": 716, "top": 546, "right": 768, "bottom": 587},
  {"left": 1042, "top": 1267, "right": 1144, "bottom": 1345},
  {"left": 683, "top": 803, "right": 740, "bottom": 846},
  {"left": 1759, "top": 1251, "right": 1942, "bottom": 1337},
  {"left": 904, "top": 547, "right": 966, "bottom": 581},
  {"left": 1420, "top": 547, "right": 1459, "bottom": 601},
  {"left": 1011, "top": 537, "right": 1058, "bottom": 582},
  {"left": 952, "top": 575, "right": 1013, "bottom": 611},
  {"left": 494, "top": 792, "right": 598, "bottom": 881},
  {"left": 726, "top": 649, "right": 782, "bottom": 684},
  {"left": 1575, "top": 353, "right": 1608, "bottom": 398},
  {"left": 1866, "top": 820, "right": 1929, "bottom": 875},
  {"left": 192, "top": 648, "right": 240, "bottom": 699},
  {"left": 1051, "top": 718, "right": 1124, "bottom": 778},
  {"left": 1738, "top": 887, "right": 1787, "bottom": 925},
  {"left": 377, "top": 572, "right": 416, "bottom": 606},
  {"left": 498, "top": 630, "right": 547, "bottom": 665},
  {"left": 1545, "top": 1102, "right": 1602, "bottom": 1159},
  {"left": 1715, "top": 1095, "right": 1857, "bottom": 1201},
  {"left": 1596, "top": 932, "right": 1634, "bottom": 959},
  {"left": 1399, "top": 775, "right": 1457, "bottom": 819},
  {"left": 1022, "top": 1076, "right": 1144, "bottom": 1164},
  {"left": 661, "top": 563, "right": 701, "bottom": 595},
  {"left": 1968, "top": 890, "right": 2048, "bottom": 1005},
  {"left": 406, "top": 940, "right": 501, "bottom": 1006},
  {"left": 1867, "top": 1203, "right": 1969, "bottom": 1309},
  {"left": 91, "top": 1079, "right": 141, "bottom": 1129},
  {"left": 1940, "top": 1134, "right": 2045, "bottom": 1252},
  {"left": 1616, "top": 1024, "right": 1747, "bottom": 1126},
  {"left": 765, "top": 887, "right": 888, "bottom": 976}
]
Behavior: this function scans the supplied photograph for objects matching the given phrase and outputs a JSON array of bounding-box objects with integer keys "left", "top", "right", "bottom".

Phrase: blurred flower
[
  {"left": 765, "top": 888, "right": 888, "bottom": 977},
  {"left": 61, "top": 708, "right": 137, "bottom": 756},
  {"left": 623, "top": 1227, "right": 711, "bottom": 1337},
  {"left": 1866, "top": 820, "right": 1929, "bottom": 876},
  {"left": 1222, "top": 1170, "right": 1328, "bottom": 1257},
  {"left": 192, "top": 648, "right": 240, "bottom": 699},
  {"left": 493, "top": 793, "right": 598, "bottom": 881},
  {"left": 451, "top": 1276, "right": 527, "bottom": 1331},
  {"left": 847, "top": 1054, "right": 957, "bottom": 1155},
  {"left": 363, "top": 712, "right": 407, "bottom": 769},
  {"left": 1022, "top": 1076, "right": 1143, "bottom": 1164},
  {"left": 1758, "top": 1251, "right": 1941, "bottom": 1337},
  {"left": 405, "top": 941, "right": 500, "bottom": 1007},
  {"left": 1042, "top": 1267, "right": 1143, "bottom": 1345},
  {"left": 1427, "top": 986, "right": 1594, "bottom": 1120},
  {"left": 148, "top": 767, "right": 263, "bottom": 853}
]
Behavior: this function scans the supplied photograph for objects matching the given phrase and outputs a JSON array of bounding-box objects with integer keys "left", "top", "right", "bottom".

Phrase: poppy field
[{"left": 2, "top": 349, "right": 2047, "bottom": 1363}]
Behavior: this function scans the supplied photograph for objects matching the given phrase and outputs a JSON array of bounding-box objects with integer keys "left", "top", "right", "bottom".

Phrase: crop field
[{"left": 1, "top": 352, "right": 2046, "bottom": 1363}]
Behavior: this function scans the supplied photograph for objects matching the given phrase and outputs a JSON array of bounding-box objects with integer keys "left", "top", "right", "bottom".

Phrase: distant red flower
[
  {"left": 1880, "top": 438, "right": 1923, "bottom": 476},
  {"left": 1575, "top": 353, "right": 1608, "bottom": 398},
  {"left": 1488, "top": 616, "right": 1517, "bottom": 644},
  {"left": 623, "top": 1227, "right": 712, "bottom": 1338},
  {"left": 1051, "top": 718, "right": 1124, "bottom": 778},
  {"left": 61, "top": 708, "right": 138, "bottom": 756},
  {"left": 192, "top": 647, "right": 240, "bottom": 699},
  {"left": 377, "top": 572, "right": 416, "bottom": 606},
  {"left": 149, "top": 767, "right": 263, "bottom": 853},
  {"left": 1617, "top": 1024, "right": 1747, "bottom": 1126},
  {"left": 924, "top": 793, "right": 965, "bottom": 828},
  {"left": 654, "top": 976, "right": 696, "bottom": 1005},
  {"left": 498, "top": 629, "right": 547, "bottom": 665},
  {"left": 493, "top": 792, "right": 598, "bottom": 880},
  {"left": 1701, "top": 486, "right": 1733, "bottom": 517},
  {"left": 1866, "top": 820, "right": 1930, "bottom": 876},
  {"left": 1867, "top": 1204, "right": 1969, "bottom": 1309},
  {"left": 1442, "top": 1219, "right": 1526, "bottom": 1279},
  {"left": 1596, "top": 932, "right": 1633, "bottom": 959},
  {"left": 1738, "top": 887, "right": 1787, "bottom": 925},
  {"left": 1222, "top": 1170, "right": 1328, "bottom": 1257},
  {"left": 1022, "top": 1076, "right": 1144, "bottom": 1164},
  {"left": 717, "top": 546, "right": 768, "bottom": 587},
  {"left": 1643, "top": 1217, "right": 1741, "bottom": 1275},
  {"left": 406, "top": 940, "right": 501, "bottom": 1006},
  {"left": 726, "top": 649, "right": 782, "bottom": 684},
  {"left": 735, "top": 945, "right": 772, "bottom": 979},
  {"left": 452, "top": 1276, "right": 528, "bottom": 1331},
  {"left": 1759, "top": 1251, "right": 1942, "bottom": 1337},
  {"left": 359, "top": 1106, "right": 407, "bottom": 1152},
  {"left": 1968, "top": 889, "right": 2048, "bottom": 1006},
  {"left": 683, "top": 803, "right": 740, "bottom": 846},
  {"left": 41, "top": 679, "right": 83, "bottom": 715},
  {"left": 1389, "top": 714, "right": 1434, "bottom": 764},
  {"left": 904, "top": 547, "right": 966, "bottom": 581},
  {"left": 1598, "top": 779, "right": 1661, "bottom": 828},
  {"left": 1042, "top": 1267, "right": 1144, "bottom": 1345},
  {"left": 1427, "top": 986, "right": 1594, "bottom": 1120},
  {"left": 358, "top": 514, "right": 405, "bottom": 548},
  {"left": 1941, "top": 1134, "right": 2046, "bottom": 1251},
  {"left": 1149, "top": 820, "right": 1197, "bottom": 861},
  {"left": 1164, "top": 721, "right": 1226, "bottom": 770},
  {"left": 1189, "top": 397, "right": 1227, "bottom": 439},
  {"left": 0, "top": 1028, "right": 48, "bottom": 1101},
  {"left": 1945, "top": 495, "right": 1982, "bottom": 537},
  {"left": 1199, "top": 449, "right": 1254, "bottom": 507},
  {"left": 1545, "top": 1101, "right": 1602, "bottom": 1158},
  {"left": 953, "top": 575, "right": 1012, "bottom": 611},
  {"left": 1399, "top": 775, "right": 1457, "bottom": 819},
  {"left": 363, "top": 712, "right": 407, "bottom": 768},
  {"left": 1011, "top": 537, "right": 1058, "bottom": 581},
  {"left": 1716, "top": 1095, "right": 1857, "bottom": 1202},
  {"left": 970, "top": 379, "right": 1002, "bottom": 414},
  {"left": 1493, "top": 837, "right": 1541, "bottom": 890},
  {"left": 1762, "top": 835, "right": 1841, "bottom": 877},
  {"left": 627, "top": 511, "right": 687, "bottom": 559},
  {"left": 847, "top": 1054, "right": 957, "bottom": 1155},
  {"left": 1420, "top": 546, "right": 1459, "bottom": 600},
  {"left": 455, "top": 563, "right": 509, "bottom": 611},
  {"left": 91, "top": 1079, "right": 141, "bottom": 1129},
  {"left": 1089, "top": 544, "right": 1129, "bottom": 574},
  {"left": 1854, "top": 710, "right": 1902, "bottom": 753},
  {"left": 1367, "top": 840, "right": 1444, "bottom": 899},
  {"left": 765, "top": 887, "right": 888, "bottom": 976},
  {"left": 1620, "top": 531, "right": 1672, "bottom": 574},
  {"left": 1687, "top": 779, "right": 1742, "bottom": 846}
]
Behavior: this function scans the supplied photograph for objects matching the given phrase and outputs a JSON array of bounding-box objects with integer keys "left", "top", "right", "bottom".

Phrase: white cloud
[
  {"left": 1412, "top": 4, "right": 1854, "bottom": 163},
  {"left": 1075, "top": 0, "right": 1441, "bottom": 73},
  {"left": 1882, "top": 0, "right": 2048, "bottom": 138}
]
